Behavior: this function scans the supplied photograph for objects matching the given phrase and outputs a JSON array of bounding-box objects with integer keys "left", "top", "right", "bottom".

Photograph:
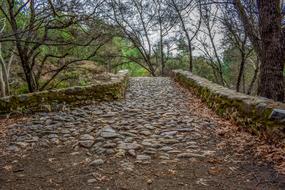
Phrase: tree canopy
[{"left": 0, "top": 0, "right": 284, "bottom": 102}]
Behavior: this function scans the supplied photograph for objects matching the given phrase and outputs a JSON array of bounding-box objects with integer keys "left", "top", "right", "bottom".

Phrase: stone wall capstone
[
  {"left": 0, "top": 70, "right": 129, "bottom": 114},
  {"left": 172, "top": 70, "right": 285, "bottom": 142}
]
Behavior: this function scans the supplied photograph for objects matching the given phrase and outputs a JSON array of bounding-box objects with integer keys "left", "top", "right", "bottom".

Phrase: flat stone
[
  {"left": 102, "top": 126, "right": 116, "bottom": 133},
  {"left": 61, "top": 129, "right": 70, "bottom": 134},
  {"left": 50, "top": 138, "right": 60, "bottom": 144},
  {"left": 25, "top": 136, "right": 39, "bottom": 142},
  {"left": 159, "top": 155, "right": 170, "bottom": 160},
  {"left": 160, "top": 131, "right": 178, "bottom": 136},
  {"left": 48, "top": 134, "right": 59, "bottom": 139},
  {"left": 103, "top": 143, "right": 117, "bottom": 148},
  {"left": 141, "top": 139, "right": 161, "bottom": 148},
  {"left": 105, "top": 149, "right": 115, "bottom": 154},
  {"left": 79, "top": 134, "right": 95, "bottom": 148},
  {"left": 100, "top": 127, "right": 119, "bottom": 138},
  {"left": 177, "top": 153, "right": 205, "bottom": 158},
  {"left": 120, "top": 132, "right": 137, "bottom": 137},
  {"left": 143, "top": 150, "right": 156, "bottom": 155},
  {"left": 136, "top": 155, "right": 151, "bottom": 161},
  {"left": 101, "top": 132, "right": 119, "bottom": 138},
  {"left": 7, "top": 145, "right": 20, "bottom": 152},
  {"left": 87, "top": 179, "right": 97, "bottom": 183},
  {"left": 94, "top": 148, "right": 106, "bottom": 154},
  {"left": 79, "top": 141, "right": 94, "bottom": 148},
  {"left": 144, "top": 125, "right": 155, "bottom": 130},
  {"left": 103, "top": 112, "right": 116, "bottom": 117},
  {"left": 128, "top": 150, "right": 136, "bottom": 157},
  {"left": 160, "top": 139, "right": 179, "bottom": 144},
  {"left": 80, "top": 134, "right": 95, "bottom": 141},
  {"left": 140, "top": 130, "right": 152, "bottom": 136},
  {"left": 118, "top": 142, "right": 142, "bottom": 150},
  {"left": 124, "top": 137, "right": 134, "bottom": 142},
  {"left": 45, "top": 119, "right": 55, "bottom": 125},
  {"left": 176, "top": 128, "right": 194, "bottom": 132},
  {"left": 89, "top": 159, "right": 105, "bottom": 166},
  {"left": 270, "top": 109, "right": 285, "bottom": 120},
  {"left": 168, "top": 150, "right": 182, "bottom": 154},
  {"left": 70, "top": 152, "right": 80, "bottom": 156},
  {"left": 160, "top": 146, "right": 173, "bottom": 151}
]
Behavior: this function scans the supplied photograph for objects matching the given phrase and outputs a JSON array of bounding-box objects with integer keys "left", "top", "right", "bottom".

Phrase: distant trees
[{"left": 107, "top": 0, "right": 204, "bottom": 76}]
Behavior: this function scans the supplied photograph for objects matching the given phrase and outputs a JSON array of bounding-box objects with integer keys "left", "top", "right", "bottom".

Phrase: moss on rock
[
  {"left": 0, "top": 70, "right": 129, "bottom": 114},
  {"left": 172, "top": 70, "right": 285, "bottom": 142}
]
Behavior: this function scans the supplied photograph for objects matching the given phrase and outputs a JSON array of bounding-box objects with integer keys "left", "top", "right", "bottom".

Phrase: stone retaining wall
[
  {"left": 172, "top": 70, "right": 285, "bottom": 142},
  {"left": 0, "top": 70, "right": 129, "bottom": 114}
]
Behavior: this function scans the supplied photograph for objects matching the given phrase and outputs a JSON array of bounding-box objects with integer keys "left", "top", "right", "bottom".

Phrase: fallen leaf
[{"left": 208, "top": 167, "right": 223, "bottom": 175}]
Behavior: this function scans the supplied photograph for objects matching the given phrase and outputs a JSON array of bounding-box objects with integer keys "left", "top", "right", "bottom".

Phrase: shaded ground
[{"left": 0, "top": 77, "right": 284, "bottom": 190}]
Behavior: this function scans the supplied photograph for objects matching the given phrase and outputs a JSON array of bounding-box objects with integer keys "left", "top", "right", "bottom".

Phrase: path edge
[
  {"left": 172, "top": 69, "right": 285, "bottom": 143},
  {"left": 0, "top": 70, "right": 129, "bottom": 114}
]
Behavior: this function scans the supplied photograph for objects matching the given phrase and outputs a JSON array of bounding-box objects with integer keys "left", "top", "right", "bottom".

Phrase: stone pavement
[
  {"left": 6, "top": 78, "right": 217, "bottom": 162},
  {"left": 1, "top": 77, "right": 284, "bottom": 189}
]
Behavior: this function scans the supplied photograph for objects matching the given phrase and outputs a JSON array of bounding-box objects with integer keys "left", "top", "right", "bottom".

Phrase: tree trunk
[
  {"left": 182, "top": 21, "right": 193, "bottom": 72},
  {"left": 218, "top": 70, "right": 225, "bottom": 86},
  {"left": 242, "top": 74, "right": 246, "bottom": 93},
  {"left": 247, "top": 59, "right": 259, "bottom": 95},
  {"left": 0, "top": 69, "right": 5, "bottom": 97},
  {"left": 188, "top": 41, "right": 193, "bottom": 72},
  {"left": 159, "top": 23, "right": 165, "bottom": 76},
  {"left": 207, "top": 23, "right": 226, "bottom": 86},
  {"left": 1, "top": 62, "right": 10, "bottom": 95},
  {"left": 0, "top": 43, "right": 10, "bottom": 96},
  {"left": 257, "top": 0, "right": 285, "bottom": 101},
  {"left": 150, "top": 69, "right": 156, "bottom": 77},
  {"left": 171, "top": 0, "right": 194, "bottom": 72},
  {"left": 157, "top": 0, "right": 165, "bottom": 76},
  {"left": 236, "top": 53, "right": 246, "bottom": 92},
  {"left": 20, "top": 57, "right": 38, "bottom": 92},
  {"left": 8, "top": 2, "right": 38, "bottom": 93},
  {"left": 148, "top": 60, "right": 156, "bottom": 77}
]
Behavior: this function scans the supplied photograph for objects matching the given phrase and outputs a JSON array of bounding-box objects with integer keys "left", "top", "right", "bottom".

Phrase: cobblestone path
[{"left": 0, "top": 78, "right": 284, "bottom": 190}]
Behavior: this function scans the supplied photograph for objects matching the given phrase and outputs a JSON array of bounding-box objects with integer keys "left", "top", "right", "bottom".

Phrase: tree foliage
[{"left": 0, "top": 0, "right": 284, "bottom": 102}]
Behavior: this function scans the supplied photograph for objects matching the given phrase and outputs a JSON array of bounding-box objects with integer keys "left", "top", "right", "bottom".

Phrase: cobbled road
[{"left": 0, "top": 77, "right": 284, "bottom": 190}]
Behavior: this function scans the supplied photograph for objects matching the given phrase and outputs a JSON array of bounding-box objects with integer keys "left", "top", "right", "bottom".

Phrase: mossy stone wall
[
  {"left": 0, "top": 70, "right": 129, "bottom": 114},
  {"left": 172, "top": 70, "right": 285, "bottom": 142}
]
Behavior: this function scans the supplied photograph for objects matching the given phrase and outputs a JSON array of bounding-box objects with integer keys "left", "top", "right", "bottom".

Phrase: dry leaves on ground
[{"left": 177, "top": 83, "right": 285, "bottom": 175}]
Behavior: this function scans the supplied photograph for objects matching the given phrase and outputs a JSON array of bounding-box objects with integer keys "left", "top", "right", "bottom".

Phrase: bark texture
[{"left": 257, "top": 0, "right": 285, "bottom": 101}]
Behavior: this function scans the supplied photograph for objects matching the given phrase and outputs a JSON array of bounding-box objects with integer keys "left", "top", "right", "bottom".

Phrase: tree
[
  {"left": 108, "top": 0, "right": 158, "bottom": 76},
  {"left": 167, "top": 0, "right": 201, "bottom": 72},
  {"left": 196, "top": 3, "right": 227, "bottom": 86},
  {"left": 153, "top": 0, "right": 178, "bottom": 75},
  {"left": 233, "top": 0, "right": 285, "bottom": 101},
  {"left": 0, "top": 16, "right": 14, "bottom": 97},
  {"left": 220, "top": 4, "right": 254, "bottom": 92},
  {"left": 0, "top": 0, "right": 108, "bottom": 93}
]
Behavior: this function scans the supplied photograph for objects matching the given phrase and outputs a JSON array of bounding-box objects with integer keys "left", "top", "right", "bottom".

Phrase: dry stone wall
[
  {"left": 172, "top": 70, "right": 285, "bottom": 142},
  {"left": 0, "top": 70, "right": 129, "bottom": 114}
]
